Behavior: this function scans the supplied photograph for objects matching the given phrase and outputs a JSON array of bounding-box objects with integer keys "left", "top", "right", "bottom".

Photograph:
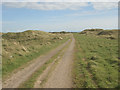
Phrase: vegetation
[
  {"left": 73, "top": 30, "right": 118, "bottom": 88},
  {"left": 2, "top": 30, "right": 70, "bottom": 79},
  {"left": 2, "top": 29, "right": 119, "bottom": 88}
]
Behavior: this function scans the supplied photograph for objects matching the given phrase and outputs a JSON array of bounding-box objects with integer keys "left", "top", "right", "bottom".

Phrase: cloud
[
  {"left": 2, "top": 2, "right": 118, "bottom": 10},
  {"left": 3, "top": 2, "right": 28, "bottom": 8},
  {"left": 3, "top": 2, "right": 89, "bottom": 10},
  {"left": 91, "top": 2, "right": 118, "bottom": 10},
  {"left": 2, "top": 0, "right": 120, "bottom": 2}
]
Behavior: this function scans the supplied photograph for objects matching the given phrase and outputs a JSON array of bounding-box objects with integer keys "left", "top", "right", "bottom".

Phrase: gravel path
[{"left": 42, "top": 36, "right": 75, "bottom": 88}]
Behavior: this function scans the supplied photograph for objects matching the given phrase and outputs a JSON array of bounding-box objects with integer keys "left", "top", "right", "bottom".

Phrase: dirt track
[
  {"left": 3, "top": 38, "right": 71, "bottom": 88},
  {"left": 34, "top": 36, "right": 75, "bottom": 88}
]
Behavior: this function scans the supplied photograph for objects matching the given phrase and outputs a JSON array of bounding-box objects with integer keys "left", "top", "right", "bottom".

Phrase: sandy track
[
  {"left": 3, "top": 39, "right": 70, "bottom": 88},
  {"left": 42, "top": 36, "right": 75, "bottom": 88},
  {"left": 34, "top": 44, "right": 66, "bottom": 88}
]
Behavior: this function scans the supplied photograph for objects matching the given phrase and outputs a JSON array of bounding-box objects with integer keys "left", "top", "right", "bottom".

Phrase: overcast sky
[{"left": 2, "top": 2, "right": 118, "bottom": 32}]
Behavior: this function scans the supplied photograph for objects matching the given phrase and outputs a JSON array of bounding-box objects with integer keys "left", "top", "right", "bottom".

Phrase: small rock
[
  {"left": 10, "top": 56, "right": 13, "bottom": 58},
  {"left": 59, "top": 37, "right": 63, "bottom": 40}
]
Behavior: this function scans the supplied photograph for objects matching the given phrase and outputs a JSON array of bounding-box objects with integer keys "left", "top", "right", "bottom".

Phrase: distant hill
[
  {"left": 79, "top": 29, "right": 104, "bottom": 34},
  {"left": 97, "top": 30, "right": 118, "bottom": 35},
  {"left": 79, "top": 29, "right": 118, "bottom": 39}
]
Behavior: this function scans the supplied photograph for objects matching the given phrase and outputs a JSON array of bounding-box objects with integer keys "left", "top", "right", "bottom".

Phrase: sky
[{"left": 1, "top": 2, "right": 118, "bottom": 32}]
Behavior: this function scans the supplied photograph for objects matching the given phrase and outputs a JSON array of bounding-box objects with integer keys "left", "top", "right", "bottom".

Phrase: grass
[
  {"left": 19, "top": 39, "right": 71, "bottom": 88},
  {"left": 73, "top": 33, "right": 118, "bottom": 88},
  {"left": 2, "top": 30, "right": 70, "bottom": 79}
]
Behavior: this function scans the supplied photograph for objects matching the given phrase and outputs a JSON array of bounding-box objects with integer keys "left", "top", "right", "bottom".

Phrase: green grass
[
  {"left": 2, "top": 30, "right": 70, "bottom": 79},
  {"left": 73, "top": 33, "right": 118, "bottom": 88}
]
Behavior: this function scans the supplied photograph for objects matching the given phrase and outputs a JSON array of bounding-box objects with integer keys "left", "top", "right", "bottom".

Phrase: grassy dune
[
  {"left": 73, "top": 29, "right": 118, "bottom": 88},
  {"left": 2, "top": 30, "right": 70, "bottom": 79}
]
